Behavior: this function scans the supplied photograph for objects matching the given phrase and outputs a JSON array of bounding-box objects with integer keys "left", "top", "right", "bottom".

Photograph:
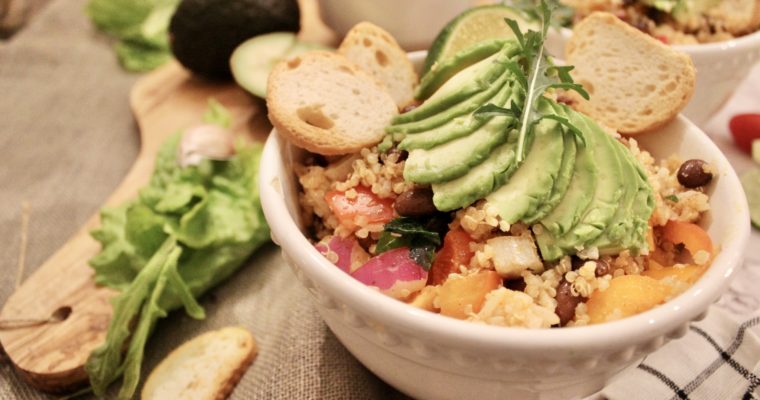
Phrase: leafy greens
[
  {"left": 86, "top": 0, "right": 179, "bottom": 72},
  {"left": 501, "top": 0, "right": 575, "bottom": 28},
  {"left": 376, "top": 217, "right": 443, "bottom": 270},
  {"left": 476, "top": 1, "right": 589, "bottom": 163},
  {"left": 85, "top": 101, "right": 269, "bottom": 399}
]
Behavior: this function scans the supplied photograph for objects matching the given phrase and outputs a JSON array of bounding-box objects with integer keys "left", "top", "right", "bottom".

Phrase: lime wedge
[
  {"left": 423, "top": 5, "right": 537, "bottom": 75},
  {"left": 741, "top": 168, "right": 760, "bottom": 229}
]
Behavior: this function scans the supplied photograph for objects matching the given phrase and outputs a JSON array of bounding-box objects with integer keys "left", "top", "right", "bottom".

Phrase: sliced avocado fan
[{"left": 385, "top": 40, "right": 654, "bottom": 261}]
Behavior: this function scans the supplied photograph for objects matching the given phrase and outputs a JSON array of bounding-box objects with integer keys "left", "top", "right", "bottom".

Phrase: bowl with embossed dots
[{"left": 259, "top": 51, "right": 750, "bottom": 400}]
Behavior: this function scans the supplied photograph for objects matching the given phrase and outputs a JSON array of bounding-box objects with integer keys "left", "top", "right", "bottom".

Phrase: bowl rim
[
  {"left": 554, "top": 25, "right": 760, "bottom": 54},
  {"left": 259, "top": 114, "right": 750, "bottom": 351}
]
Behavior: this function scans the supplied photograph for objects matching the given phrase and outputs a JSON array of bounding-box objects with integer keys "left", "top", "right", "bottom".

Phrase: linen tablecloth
[{"left": 0, "top": 1, "right": 758, "bottom": 399}]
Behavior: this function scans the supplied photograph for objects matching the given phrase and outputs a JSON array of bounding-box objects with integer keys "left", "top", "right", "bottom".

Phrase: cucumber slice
[
  {"left": 230, "top": 32, "right": 328, "bottom": 98},
  {"left": 741, "top": 168, "right": 760, "bottom": 230}
]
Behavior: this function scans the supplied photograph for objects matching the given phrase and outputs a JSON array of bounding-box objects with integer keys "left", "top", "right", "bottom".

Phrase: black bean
[
  {"left": 555, "top": 279, "right": 582, "bottom": 327},
  {"left": 505, "top": 277, "right": 527, "bottom": 292},
  {"left": 677, "top": 159, "right": 713, "bottom": 188},
  {"left": 394, "top": 187, "right": 437, "bottom": 217},
  {"left": 594, "top": 259, "right": 611, "bottom": 277},
  {"left": 386, "top": 147, "right": 408, "bottom": 162}
]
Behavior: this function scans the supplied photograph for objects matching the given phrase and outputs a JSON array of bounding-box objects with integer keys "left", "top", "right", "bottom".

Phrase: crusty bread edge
[
  {"left": 337, "top": 21, "right": 419, "bottom": 108},
  {"left": 212, "top": 329, "right": 257, "bottom": 400},
  {"left": 566, "top": 12, "right": 697, "bottom": 135},
  {"left": 266, "top": 50, "right": 395, "bottom": 155},
  {"left": 141, "top": 327, "right": 258, "bottom": 400}
]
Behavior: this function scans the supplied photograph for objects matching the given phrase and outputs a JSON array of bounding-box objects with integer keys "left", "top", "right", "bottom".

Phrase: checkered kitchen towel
[{"left": 603, "top": 257, "right": 760, "bottom": 400}]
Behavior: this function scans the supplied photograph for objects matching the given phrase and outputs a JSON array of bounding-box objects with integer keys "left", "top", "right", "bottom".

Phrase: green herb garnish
[
  {"left": 501, "top": 0, "right": 575, "bottom": 28},
  {"left": 376, "top": 217, "right": 442, "bottom": 270},
  {"left": 476, "top": 1, "right": 589, "bottom": 163},
  {"left": 665, "top": 194, "right": 679, "bottom": 202}
]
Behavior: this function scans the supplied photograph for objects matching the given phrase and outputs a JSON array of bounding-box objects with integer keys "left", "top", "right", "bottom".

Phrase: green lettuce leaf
[
  {"left": 86, "top": 0, "right": 179, "bottom": 72},
  {"left": 85, "top": 102, "right": 269, "bottom": 398}
]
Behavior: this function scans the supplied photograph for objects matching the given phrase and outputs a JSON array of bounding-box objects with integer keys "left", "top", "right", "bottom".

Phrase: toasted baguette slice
[
  {"left": 565, "top": 12, "right": 696, "bottom": 135},
  {"left": 338, "top": 22, "right": 418, "bottom": 108},
  {"left": 707, "top": 0, "right": 760, "bottom": 35},
  {"left": 142, "top": 327, "right": 257, "bottom": 400},
  {"left": 267, "top": 51, "right": 398, "bottom": 155}
]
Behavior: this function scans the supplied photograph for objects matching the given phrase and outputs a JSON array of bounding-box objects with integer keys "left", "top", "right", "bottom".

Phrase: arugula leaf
[
  {"left": 476, "top": 1, "right": 589, "bottom": 163},
  {"left": 85, "top": 102, "right": 269, "bottom": 399},
  {"left": 376, "top": 217, "right": 442, "bottom": 270},
  {"left": 501, "top": 0, "right": 575, "bottom": 28}
]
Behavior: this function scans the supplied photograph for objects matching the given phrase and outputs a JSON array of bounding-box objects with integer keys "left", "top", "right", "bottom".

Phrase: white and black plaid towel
[{"left": 603, "top": 256, "right": 760, "bottom": 400}]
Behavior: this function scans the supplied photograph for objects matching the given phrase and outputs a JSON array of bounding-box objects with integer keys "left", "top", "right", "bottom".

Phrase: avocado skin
[{"left": 170, "top": 0, "right": 300, "bottom": 79}]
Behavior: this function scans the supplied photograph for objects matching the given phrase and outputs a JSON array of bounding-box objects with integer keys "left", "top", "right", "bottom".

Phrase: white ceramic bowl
[
  {"left": 317, "top": 0, "right": 471, "bottom": 50},
  {"left": 546, "top": 28, "right": 760, "bottom": 127},
  {"left": 259, "top": 53, "right": 750, "bottom": 400}
]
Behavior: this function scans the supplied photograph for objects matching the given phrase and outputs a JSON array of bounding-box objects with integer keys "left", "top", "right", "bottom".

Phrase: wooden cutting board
[
  {"left": 0, "top": 61, "right": 270, "bottom": 393},
  {"left": 0, "top": 0, "right": 332, "bottom": 392}
]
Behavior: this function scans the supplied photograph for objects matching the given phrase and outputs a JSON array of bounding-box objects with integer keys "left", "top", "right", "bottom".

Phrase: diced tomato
[
  {"left": 729, "top": 114, "right": 760, "bottom": 155},
  {"left": 428, "top": 229, "right": 474, "bottom": 285},
  {"left": 325, "top": 186, "right": 395, "bottom": 229}
]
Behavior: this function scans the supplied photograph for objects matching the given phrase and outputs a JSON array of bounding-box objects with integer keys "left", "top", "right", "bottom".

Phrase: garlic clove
[{"left": 178, "top": 124, "right": 236, "bottom": 167}]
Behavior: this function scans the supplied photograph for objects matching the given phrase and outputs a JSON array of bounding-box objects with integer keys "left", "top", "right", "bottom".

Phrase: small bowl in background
[
  {"left": 317, "top": 0, "right": 472, "bottom": 50},
  {"left": 546, "top": 28, "right": 760, "bottom": 127}
]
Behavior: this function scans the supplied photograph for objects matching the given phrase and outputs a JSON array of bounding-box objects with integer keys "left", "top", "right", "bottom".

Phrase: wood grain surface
[
  {"left": 0, "top": 62, "right": 268, "bottom": 393},
  {"left": 0, "top": 0, "right": 331, "bottom": 392}
]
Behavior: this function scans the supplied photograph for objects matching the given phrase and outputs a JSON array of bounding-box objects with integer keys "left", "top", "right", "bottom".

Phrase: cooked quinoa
[
  {"left": 563, "top": 0, "right": 760, "bottom": 44},
  {"left": 298, "top": 135, "right": 714, "bottom": 328}
]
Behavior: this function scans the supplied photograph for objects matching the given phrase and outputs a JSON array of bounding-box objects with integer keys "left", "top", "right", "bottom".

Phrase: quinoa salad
[
  {"left": 562, "top": 0, "right": 760, "bottom": 44},
  {"left": 281, "top": 7, "right": 717, "bottom": 329}
]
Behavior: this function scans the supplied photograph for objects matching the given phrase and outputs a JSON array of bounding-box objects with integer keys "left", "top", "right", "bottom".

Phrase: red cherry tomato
[
  {"left": 325, "top": 186, "right": 395, "bottom": 229},
  {"left": 729, "top": 113, "right": 760, "bottom": 155}
]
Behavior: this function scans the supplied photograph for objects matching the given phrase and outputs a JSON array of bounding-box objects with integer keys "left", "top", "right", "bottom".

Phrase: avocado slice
[
  {"left": 522, "top": 128, "right": 578, "bottom": 225},
  {"left": 486, "top": 108, "right": 566, "bottom": 225},
  {"left": 594, "top": 145, "right": 655, "bottom": 255},
  {"left": 404, "top": 115, "right": 513, "bottom": 184},
  {"left": 585, "top": 140, "right": 640, "bottom": 253},
  {"left": 416, "top": 39, "right": 516, "bottom": 100},
  {"left": 392, "top": 45, "right": 513, "bottom": 125},
  {"left": 432, "top": 132, "right": 518, "bottom": 211},
  {"left": 398, "top": 79, "right": 519, "bottom": 150},
  {"left": 387, "top": 72, "right": 510, "bottom": 135},
  {"left": 536, "top": 104, "right": 625, "bottom": 260}
]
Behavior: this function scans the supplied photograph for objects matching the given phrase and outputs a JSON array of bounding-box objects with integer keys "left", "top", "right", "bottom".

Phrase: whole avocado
[{"left": 169, "top": 0, "right": 300, "bottom": 79}]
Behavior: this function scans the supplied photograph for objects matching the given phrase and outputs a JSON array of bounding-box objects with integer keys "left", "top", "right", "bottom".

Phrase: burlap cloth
[
  {"left": 3, "top": 1, "right": 760, "bottom": 400},
  {"left": 0, "top": 0, "right": 406, "bottom": 398}
]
